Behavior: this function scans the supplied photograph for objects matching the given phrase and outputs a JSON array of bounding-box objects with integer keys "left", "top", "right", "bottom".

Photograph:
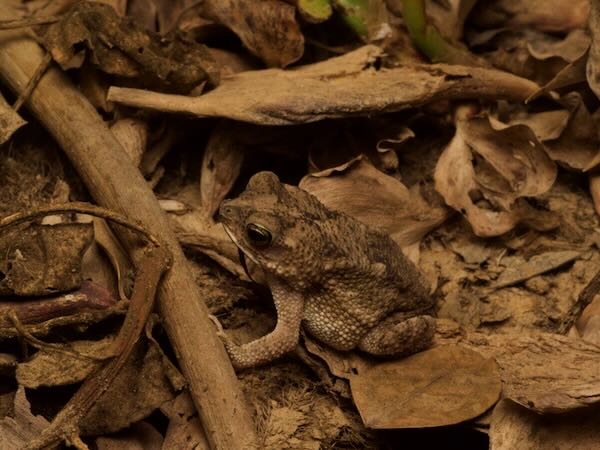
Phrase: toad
[{"left": 218, "top": 171, "right": 435, "bottom": 369}]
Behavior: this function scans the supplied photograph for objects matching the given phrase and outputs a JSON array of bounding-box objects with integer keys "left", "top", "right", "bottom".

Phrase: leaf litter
[{"left": 0, "top": 0, "right": 600, "bottom": 449}]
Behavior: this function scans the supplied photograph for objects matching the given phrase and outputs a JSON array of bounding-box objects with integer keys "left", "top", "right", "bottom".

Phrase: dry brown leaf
[
  {"left": 0, "top": 222, "right": 94, "bottom": 296},
  {"left": 107, "top": 45, "right": 540, "bottom": 125},
  {"left": 196, "top": 0, "right": 304, "bottom": 67},
  {"left": 43, "top": 1, "right": 219, "bottom": 93},
  {"left": 350, "top": 345, "right": 501, "bottom": 429},
  {"left": 0, "top": 91, "right": 25, "bottom": 144},
  {"left": 200, "top": 121, "right": 245, "bottom": 218},
  {"left": 463, "top": 332, "right": 600, "bottom": 413},
  {"left": 434, "top": 113, "right": 557, "bottom": 237},
  {"left": 16, "top": 337, "right": 114, "bottom": 388},
  {"left": 470, "top": 0, "right": 589, "bottom": 32},
  {"left": 527, "top": 28, "right": 590, "bottom": 63},
  {"left": 299, "top": 156, "right": 450, "bottom": 249},
  {"left": 79, "top": 339, "right": 179, "bottom": 436},
  {"left": 545, "top": 95, "right": 600, "bottom": 171},
  {"left": 490, "top": 399, "right": 600, "bottom": 450},
  {"left": 527, "top": 51, "right": 588, "bottom": 102},
  {"left": 489, "top": 107, "right": 570, "bottom": 142},
  {"left": 491, "top": 250, "right": 581, "bottom": 289},
  {"left": 0, "top": 387, "right": 50, "bottom": 450}
]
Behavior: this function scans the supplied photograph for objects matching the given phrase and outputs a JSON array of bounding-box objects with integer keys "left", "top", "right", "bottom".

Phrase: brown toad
[{"left": 218, "top": 171, "right": 435, "bottom": 369}]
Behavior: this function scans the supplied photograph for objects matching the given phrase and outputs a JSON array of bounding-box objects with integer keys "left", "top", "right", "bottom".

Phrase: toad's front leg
[{"left": 218, "top": 278, "right": 304, "bottom": 370}]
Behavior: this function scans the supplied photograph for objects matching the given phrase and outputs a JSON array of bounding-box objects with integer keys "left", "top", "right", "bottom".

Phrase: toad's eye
[{"left": 246, "top": 223, "right": 272, "bottom": 247}]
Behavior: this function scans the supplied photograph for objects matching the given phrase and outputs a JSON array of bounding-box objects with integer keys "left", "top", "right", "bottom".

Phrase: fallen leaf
[
  {"left": 16, "top": 336, "right": 114, "bottom": 388},
  {"left": 0, "top": 387, "right": 50, "bottom": 450},
  {"left": 491, "top": 250, "right": 581, "bottom": 289},
  {"left": 43, "top": 2, "right": 219, "bottom": 93},
  {"left": 350, "top": 345, "right": 501, "bottom": 429},
  {"left": 490, "top": 398, "right": 600, "bottom": 450},
  {"left": 463, "top": 332, "right": 600, "bottom": 413},
  {"left": 470, "top": 0, "right": 589, "bottom": 32},
  {"left": 0, "top": 222, "right": 94, "bottom": 296},
  {"left": 79, "top": 339, "right": 179, "bottom": 435},
  {"left": 200, "top": 120, "right": 245, "bottom": 218},
  {"left": 107, "top": 45, "right": 540, "bottom": 125},
  {"left": 196, "top": 0, "right": 304, "bottom": 67},
  {"left": 300, "top": 156, "right": 450, "bottom": 249},
  {"left": 434, "top": 112, "right": 557, "bottom": 237}
]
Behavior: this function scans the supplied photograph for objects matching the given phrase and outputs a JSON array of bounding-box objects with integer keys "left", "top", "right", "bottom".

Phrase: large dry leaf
[
  {"left": 107, "top": 45, "right": 540, "bottom": 125},
  {"left": 0, "top": 387, "right": 50, "bottom": 450},
  {"left": 299, "top": 156, "right": 450, "bottom": 249},
  {"left": 462, "top": 332, "right": 600, "bottom": 413},
  {"left": 490, "top": 399, "right": 600, "bottom": 450},
  {"left": 303, "top": 337, "right": 500, "bottom": 429},
  {"left": 43, "top": 1, "right": 219, "bottom": 93},
  {"left": 16, "top": 337, "right": 114, "bottom": 388},
  {"left": 350, "top": 345, "right": 501, "bottom": 429},
  {"left": 197, "top": 0, "right": 304, "bottom": 67},
  {"left": 0, "top": 222, "right": 94, "bottom": 296},
  {"left": 79, "top": 339, "right": 179, "bottom": 435},
  {"left": 434, "top": 114, "right": 557, "bottom": 236}
]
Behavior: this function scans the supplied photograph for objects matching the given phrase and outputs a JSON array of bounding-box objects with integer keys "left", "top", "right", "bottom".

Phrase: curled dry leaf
[
  {"left": 434, "top": 113, "right": 557, "bottom": 237},
  {"left": 107, "top": 45, "right": 540, "bottom": 125},
  {"left": 546, "top": 94, "right": 600, "bottom": 171},
  {"left": 197, "top": 0, "right": 304, "bottom": 67},
  {"left": 490, "top": 399, "right": 600, "bottom": 450},
  {"left": 43, "top": 1, "right": 219, "bottom": 93},
  {"left": 350, "top": 345, "right": 501, "bottom": 429},
  {"left": 0, "top": 91, "right": 25, "bottom": 144},
  {"left": 527, "top": 28, "right": 590, "bottom": 63},
  {"left": 200, "top": 121, "right": 245, "bottom": 218},
  {"left": 299, "top": 156, "right": 450, "bottom": 249}
]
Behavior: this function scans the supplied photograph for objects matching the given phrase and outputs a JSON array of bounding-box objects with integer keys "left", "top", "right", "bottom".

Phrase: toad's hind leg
[{"left": 358, "top": 313, "right": 435, "bottom": 357}]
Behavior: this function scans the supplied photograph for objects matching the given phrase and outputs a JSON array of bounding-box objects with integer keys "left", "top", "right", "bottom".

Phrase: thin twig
[
  {"left": 13, "top": 51, "right": 52, "bottom": 112},
  {"left": 0, "top": 15, "right": 60, "bottom": 30}
]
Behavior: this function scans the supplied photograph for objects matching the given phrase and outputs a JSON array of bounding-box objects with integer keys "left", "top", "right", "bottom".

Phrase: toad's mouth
[{"left": 222, "top": 224, "right": 260, "bottom": 265}]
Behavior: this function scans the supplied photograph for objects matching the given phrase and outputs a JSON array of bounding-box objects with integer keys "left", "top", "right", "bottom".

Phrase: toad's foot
[{"left": 358, "top": 313, "right": 435, "bottom": 357}]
